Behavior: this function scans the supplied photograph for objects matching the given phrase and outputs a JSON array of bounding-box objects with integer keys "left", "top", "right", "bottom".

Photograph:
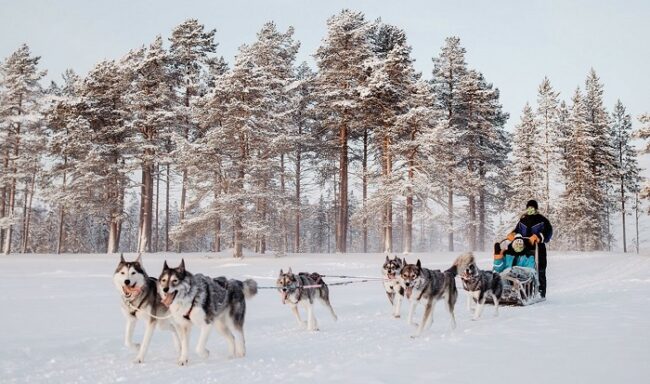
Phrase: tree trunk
[
  {"left": 362, "top": 127, "right": 368, "bottom": 253},
  {"left": 447, "top": 186, "right": 454, "bottom": 252},
  {"left": 336, "top": 123, "right": 348, "bottom": 253},
  {"left": 383, "top": 135, "right": 392, "bottom": 253},
  {"left": 280, "top": 154, "right": 288, "bottom": 254},
  {"left": 165, "top": 164, "right": 170, "bottom": 252},
  {"left": 178, "top": 168, "right": 187, "bottom": 252},
  {"left": 154, "top": 164, "right": 160, "bottom": 252},
  {"left": 21, "top": 174, "right": 36, "bottom": 253},
  {"left": 405, "top": 154, "right": 414, "bottom": 254},
  {"left": 635, "top": 192, "right": 639, "bottom": 254},
  {"left": 138, "top": 159, "right": 154, "bottom": 253},
  {"left": 621, "top": 175, "right": 627, "bottom": 252},
  {"left": 294, "top": 147, "right": 301, "bottom": 253},
  {"left": 56, "top": 156, "right": 68, "bottom": 254}
]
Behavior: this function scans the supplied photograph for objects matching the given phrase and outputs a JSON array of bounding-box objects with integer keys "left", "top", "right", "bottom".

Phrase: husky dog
[
  {"left": 400, "top": 259, "right": 457, "bottom": 337},
  {"left": 382, "top": 255, "right": 405, "bottom": 318},
  {"left": 113, "top": 254, "right": 179, "bottom": 363},
  {"left": 276, "top": 268, "right": 338, "bottom": 331},
  {"left": 452, "top": 252, "right": 503, "bottom": 320},
  {"left": 158, "top": 260, "right": 258, "bottom": 366}
]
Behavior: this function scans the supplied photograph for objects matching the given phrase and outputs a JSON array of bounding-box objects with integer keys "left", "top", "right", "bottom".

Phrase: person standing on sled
[{"left": 507, "top": 200, "right": 553, "bottom": 298}]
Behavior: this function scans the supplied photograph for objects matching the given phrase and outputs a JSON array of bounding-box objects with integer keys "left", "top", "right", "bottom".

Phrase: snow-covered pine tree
[
  {"left": 361, "top": 22, "right": 418, "bottom": 253},
  {"left": 392, "top": 79, "right": 437, "bottom": 254},
  {"left": 0, "top": 44, "right": 47, "bottom": 254},
  {"left": 456, "top": 69, "right": 509, "bottom": 251},
  {"left": 168, "top": 19, "right": 218, "bottom": 252},
  {"left": 583, "top": 69, "right": 615, "bottom": 250},
  {"left": 314, "top": 10, "right": 373, "bottom": 253},
  {"left": 638, "top": 113, "right": 650, "bottom": 211},
  {"left": 430, "top": 36, "right": 469, "bottom": 252},
  {"left": 535, "top": 77, "right": 560, "bottom": 214},
  {"left": 128, "top": 36, "right": 178, "bottom": 253},
  {"left": 558, "top": 88, "right": 599, "bottom": 251},
  {"left": 46, "top": 69, "right": 82, "bottom": 253},
  {"left": 290, "top": 62, "right": 319, "bottom": 252},
  {"left": 509, "top": 103, "right": 543, "bottom": 212},
  {"left": 610, "top": 100, "right": 641, "bottom": 252},
  {"left": 67, "top": 59, "right": 133, "bottom": 253}
]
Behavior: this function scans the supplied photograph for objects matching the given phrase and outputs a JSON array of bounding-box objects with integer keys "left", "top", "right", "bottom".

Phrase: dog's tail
[
  {"left": 242, "top": 279, "right": 258, "bottom": 299},
  {"left": 447, "top": 252, "right": 475, "bottom": 277}
]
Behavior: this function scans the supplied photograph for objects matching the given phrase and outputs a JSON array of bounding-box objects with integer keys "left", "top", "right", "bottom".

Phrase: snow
[{"left": 1, "top": 251, "right": 649, "bottom": 383}]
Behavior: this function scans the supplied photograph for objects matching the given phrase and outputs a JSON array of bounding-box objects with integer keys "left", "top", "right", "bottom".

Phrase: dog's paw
[
  {"left": 133, "top": 356, "right": 144, "bottom": 364},
  {"left": 308, "top": 327, "right": 320, "bottom": 332},
  {"left": 196, "top": 348, "right": 210, "bottom": 359},
  {"left": 393, "top": 314, "right": 401, "bottom": 318},
  {"left": 235, "top": 350, "right": 246, "bottom": 358},
  {"left": 177, "top": 357, "right": 189, "bottom": 366}
]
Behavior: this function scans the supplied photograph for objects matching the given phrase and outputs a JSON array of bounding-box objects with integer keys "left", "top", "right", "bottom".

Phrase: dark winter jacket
[{"left": 513, "top": 213, "right": 553, "bottom": 243}]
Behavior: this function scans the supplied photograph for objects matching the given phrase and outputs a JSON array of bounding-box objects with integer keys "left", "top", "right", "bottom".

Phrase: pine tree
[
  {"left": 535, "top": 77, "right": 560, "bottom": 213},
  {"left": 583, "top": 69, "right": 615, "bottom": 249},
  {"left": 314, "top": 10, "right": 372, "bottom": 253},
  {"left": 430, "top": 36, "right": 469, "bottom": 251},
  {"left": 361, "top": 22, "right": 418, "bottom": 253},
  {"left": 0, "top": 44, "right": 47, "bottom": 254},
  {"left": 127, "top": 36, "right": 178, "bottom": 253},
  {"left": 169, "top": 19, "right": 219, "bottom": 252},
  {"left": 509, "top": 103, "right": 544, "bottom": 212},
  {"left": 610, "top": 100, "right": 641, "bottom": 252},
  {"left": 559, "top": 88, "right": 599, "bottom": 251}
]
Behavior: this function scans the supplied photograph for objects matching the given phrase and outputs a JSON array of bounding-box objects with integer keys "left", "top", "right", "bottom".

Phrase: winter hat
[{"left": 526, "top": 200, "right": 538, "bottom": 210}]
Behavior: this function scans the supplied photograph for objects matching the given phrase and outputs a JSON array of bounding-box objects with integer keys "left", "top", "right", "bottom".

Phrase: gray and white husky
[
  {"left": 400, "top": 259, "right": 457, "bottom": 337},
  {"left": 276, "top": 268, "right": 338, "bottom": 331},
  {"left": 113, "top": 254, "right": 179, "bottom": 363},
  {"left": 158, "top": 259, "right": 258, "bottom": 366},
  {"left": 382, "top": 255, "right": 405, "bottom": 318},
  {"left": 452, "top": 252, "right": 503, "bottom": 320}
]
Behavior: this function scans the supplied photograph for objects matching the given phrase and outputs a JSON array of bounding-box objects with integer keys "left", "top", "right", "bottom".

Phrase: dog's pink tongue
[
  {"left": 280, "top": 291, "right": 288, "bottom": 304},
  {"left": 162, "top": 294, "right": 173, "bottom": 307}
]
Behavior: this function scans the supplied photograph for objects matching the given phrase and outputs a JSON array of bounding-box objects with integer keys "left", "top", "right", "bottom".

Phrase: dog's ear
[
  {"left": 385, "top": 255, "right": 389, "bottom": 262},
  {"left": 402, "top": 257, "right": 407, "bottom": 265},
  {"left": 135, "top": 253, "right": 142, "bottom": 265},
  {"left": 416, "top": 259, "right": 421, "bottom": 268},
  {"left": 179, "top": 259, "right": 186, "bottom": 273},
  {"left": 120, "top": 253, "right": 125, "bottom": 264},
  {"left": 163, "top": 260, "right": 169, "bottom": 270},
  {"left": 287, "top": 267, "right": 292, "bottom": 275},
  {"left": 279, "top": 268, "right": 284, "bottom": 276}
]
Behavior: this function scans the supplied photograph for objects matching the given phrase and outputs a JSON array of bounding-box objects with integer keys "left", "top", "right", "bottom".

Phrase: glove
[
  {"left": 506, "top": 232, "right": 516, "bottom": 241},
  {"left": 529, "top": 234, "right": 540, "bottom": 244}
]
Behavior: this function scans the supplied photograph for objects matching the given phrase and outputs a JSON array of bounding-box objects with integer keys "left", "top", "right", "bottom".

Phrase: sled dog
[
  {"left": 400, "top": 259, "right": 457, "bottom": 337},
  {"left": 158, "top": 259, "right": 258, "bottom": 366},
  {"left": 276, "top": 268, "right": 338, "bottom": 331},
  {"left": 113, "top": 254, "right": 178, "bottom": 363},
  {"left": 452, "top": 252, "right": 503, "bottom": 320},
  {"left": 382, "top": 255, "right": 405, "bottom": 318}
]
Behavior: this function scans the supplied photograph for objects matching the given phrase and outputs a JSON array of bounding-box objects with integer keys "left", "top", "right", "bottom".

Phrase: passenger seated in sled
[{"left": 493, "top": 234, "right": 535, "bottom": 273}]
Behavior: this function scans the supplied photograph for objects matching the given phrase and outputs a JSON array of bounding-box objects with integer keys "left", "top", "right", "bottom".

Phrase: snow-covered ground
[{"left": 1, "top": 250, "right": 649, "bottom": 384}]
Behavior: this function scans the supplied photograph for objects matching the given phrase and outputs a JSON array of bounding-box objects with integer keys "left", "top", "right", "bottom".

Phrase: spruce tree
[{"left": 535, "top": 77, "right": 560, "bottom": 213}]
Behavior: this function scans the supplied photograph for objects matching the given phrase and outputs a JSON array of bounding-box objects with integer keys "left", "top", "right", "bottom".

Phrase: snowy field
[{"left": 1, "top": 250, "right": 649, "bottom": 384}]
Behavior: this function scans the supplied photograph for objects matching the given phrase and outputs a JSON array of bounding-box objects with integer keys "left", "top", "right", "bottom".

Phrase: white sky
[{"left": 1, "top": 0, "right": 648, "bottom": 130}]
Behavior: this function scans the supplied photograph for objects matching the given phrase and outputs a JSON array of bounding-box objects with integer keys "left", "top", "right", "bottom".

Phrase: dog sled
[{"left": 490, "top": 237, "right": 544, "bottom": 306}]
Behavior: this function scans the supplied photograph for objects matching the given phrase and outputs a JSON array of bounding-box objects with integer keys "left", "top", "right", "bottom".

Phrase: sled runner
[{"left": 490, "top": 238, "right": 544, "bottom": 306}]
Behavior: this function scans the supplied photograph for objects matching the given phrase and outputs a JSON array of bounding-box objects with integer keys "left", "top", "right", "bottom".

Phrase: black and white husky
[
  {"left": 382, "top": 255, "right": 405, "bottom": 318},
  {"left": 113, "top": 254, "right": 178, "bottom": 363},
  {"left": 276, "top": 268, "right": 338, "bottom": 331},
  {"left": 400, "top": 259, "right": 457, "bottom": 337},
  {"left": 158, "top": 259, "right": 258, "bottom": 366},
  {"left": 452, "top": 252, "right": 503, "bottom": 320}
]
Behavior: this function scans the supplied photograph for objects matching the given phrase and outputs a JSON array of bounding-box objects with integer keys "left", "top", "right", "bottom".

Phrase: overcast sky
[{"left": 1, "top": 0, "right": 648, "bottom": 130}]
